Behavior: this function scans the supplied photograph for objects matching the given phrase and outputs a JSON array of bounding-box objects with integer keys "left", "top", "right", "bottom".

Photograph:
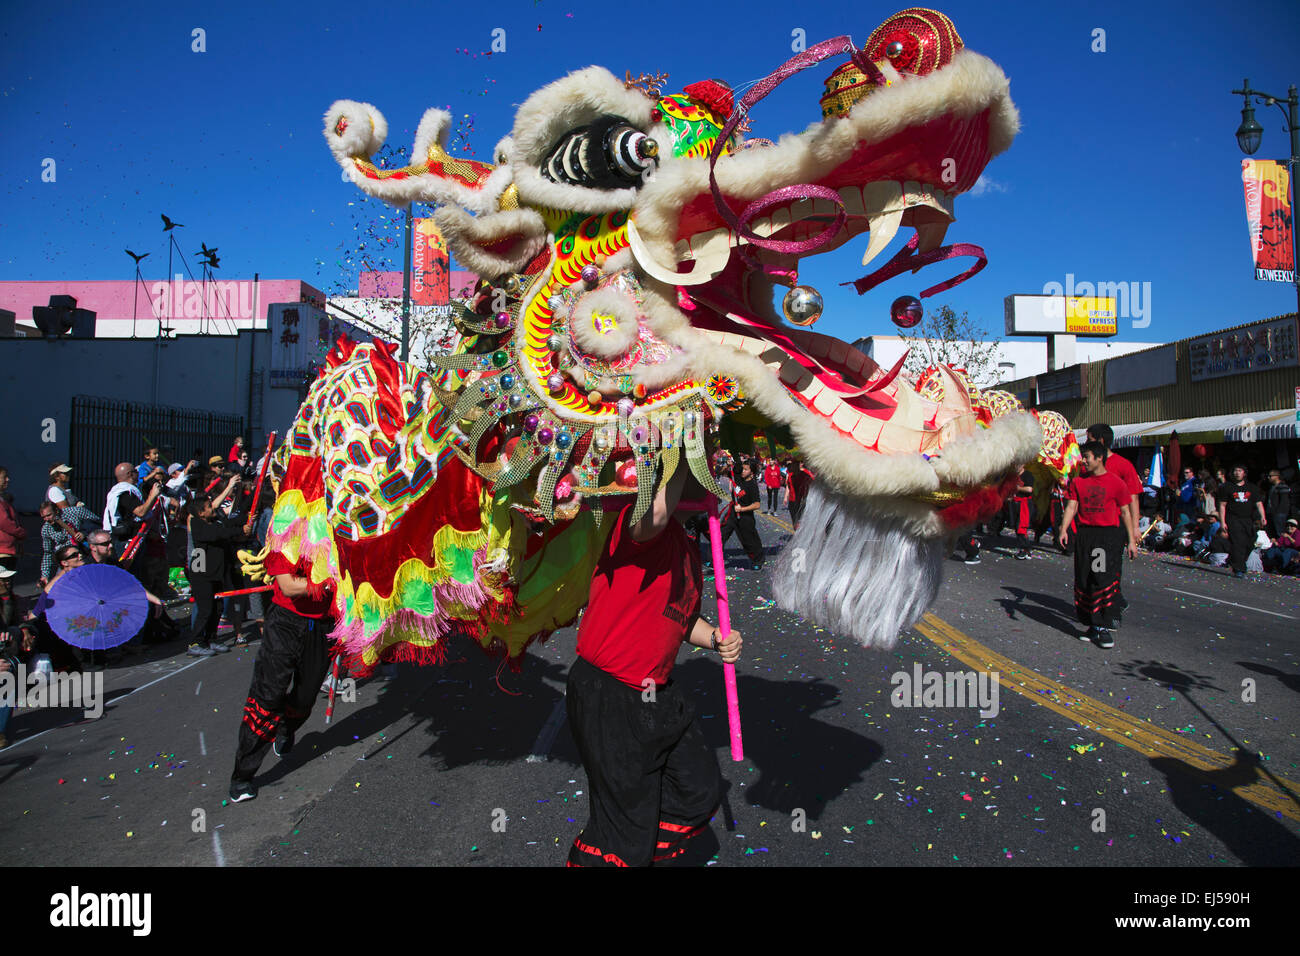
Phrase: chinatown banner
[
  {"left": 1241, "top": 159, "right": 1296, "bottom": 283},
  {"left": 412, "top": 218, "right": 450, "bottom": 307}
]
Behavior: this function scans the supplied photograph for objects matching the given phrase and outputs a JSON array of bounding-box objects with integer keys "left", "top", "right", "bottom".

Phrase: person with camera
[
  {"left": 184, "top": 478, "right": 252, "bottom": 657},
  {"left": 0, "top": 467, "right": 26, "bottom": 629}
]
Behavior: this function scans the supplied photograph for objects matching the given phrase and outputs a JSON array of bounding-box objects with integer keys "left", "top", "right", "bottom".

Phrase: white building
[{"left": 853, "top": 335, "right": 1161, "bottom": 389}]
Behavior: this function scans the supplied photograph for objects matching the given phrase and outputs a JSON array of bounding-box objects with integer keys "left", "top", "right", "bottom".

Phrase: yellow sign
[{"left": 1065, "top": 296, "right": 1117, "bottom": 335}]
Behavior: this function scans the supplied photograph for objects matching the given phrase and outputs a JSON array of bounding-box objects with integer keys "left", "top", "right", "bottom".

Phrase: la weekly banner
[{"left": 1242, "top": 159, "right": 1295, "bottom": 283}]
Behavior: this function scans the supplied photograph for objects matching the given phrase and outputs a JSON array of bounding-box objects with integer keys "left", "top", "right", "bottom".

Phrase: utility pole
[{"left": 401, "top": 205, "right": 413, "bottom": 362}]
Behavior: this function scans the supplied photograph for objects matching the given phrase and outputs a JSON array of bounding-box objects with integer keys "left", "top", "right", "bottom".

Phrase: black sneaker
[
  {"left": 963, "top": 555, "right": 981, "bottom": 565},
  {"left": 273, "top": 728, "right": 295, "bottom": 758},
  {"left": 1079, "top": 627, "right": 1096, "bottom": 643},
  {"left": 1095, "top": 629, "right": 1114, "bottom": 649},
  {"left": 1015, "top": 551, "right": 1031, "bottom": 560},
  {"left": 229, "top": 780, "right": 257, "bottom": 803}
]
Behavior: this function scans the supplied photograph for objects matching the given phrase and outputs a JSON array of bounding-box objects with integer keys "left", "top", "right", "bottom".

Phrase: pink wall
[{"left": 0, "top": 279, "right": 324, "bottom": 327}]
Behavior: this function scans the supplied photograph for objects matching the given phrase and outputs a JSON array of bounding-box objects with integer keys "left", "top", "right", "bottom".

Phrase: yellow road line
[
  {"left": 760, "top": 512, "right": 793, "bottom": 533},
  {"left": 915, "top": 612, "right": 1300, "bottom": 823}
]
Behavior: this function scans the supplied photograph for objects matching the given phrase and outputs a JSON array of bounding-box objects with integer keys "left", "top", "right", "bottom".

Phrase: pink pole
[{"left": 705, "top": 497, "right": 744, "bottom": 762}]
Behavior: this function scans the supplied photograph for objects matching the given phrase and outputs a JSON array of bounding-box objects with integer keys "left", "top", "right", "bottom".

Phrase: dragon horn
[{"left": 324, "top": 101, "right": 511, "bottom": 215}]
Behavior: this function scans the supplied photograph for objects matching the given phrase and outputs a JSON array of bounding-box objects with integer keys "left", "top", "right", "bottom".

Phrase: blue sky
[{"left": 3, "top": 0, "right": 1299, "bottom": 350}]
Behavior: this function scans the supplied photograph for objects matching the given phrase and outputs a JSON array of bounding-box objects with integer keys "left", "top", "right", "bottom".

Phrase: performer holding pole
[
  {"left": 228, "top": 552, "right": 336, "bottom": 803},
  {"left": 565, "top": 462, "right": 741, "bottom": 867}
]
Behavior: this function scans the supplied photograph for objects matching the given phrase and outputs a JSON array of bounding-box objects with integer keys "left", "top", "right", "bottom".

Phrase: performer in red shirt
[
  {"left": 1087, "top": 423, "right": 1142, "bottom": 618},
  {"left": 1059, "top": 442, "right": 1137, "bottom": 649},
  {"left": 763, "top": 458, "right": 782, "bottom": 514},
  {"left": 567, "top": 462, "right": 742, "bottom": 867},
  {"left": 228, "top": 550, "right": 336, "bottom": 803}
]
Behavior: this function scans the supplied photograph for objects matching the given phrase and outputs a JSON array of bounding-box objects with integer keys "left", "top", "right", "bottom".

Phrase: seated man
[
  {"left": 1143, "top": 516, "right": 1172, "bottom": 551},
  {"left": 1190, "top": 515, "right": 1221, "bottom": 559}
]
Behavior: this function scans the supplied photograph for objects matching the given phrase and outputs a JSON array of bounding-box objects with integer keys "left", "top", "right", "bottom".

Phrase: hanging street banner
[
  {"left": 412, "top": 219, "right": 451, "bottom": 307},
  {"left": 1242, "top": 159, "right": 1296, "bottom": 283}
]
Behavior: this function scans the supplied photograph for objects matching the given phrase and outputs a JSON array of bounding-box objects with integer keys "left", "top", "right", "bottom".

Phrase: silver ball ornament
[{"left": 782, "top": 285, "right": 823, "bottom": 326}]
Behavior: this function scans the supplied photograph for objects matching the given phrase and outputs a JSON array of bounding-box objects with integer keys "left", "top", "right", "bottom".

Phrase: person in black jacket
[
  {"left": 185, "top": 480, "right": 251, "bottom": 657},
  {"left": 1265, "top": 471, "right": 1293, "bottom": 538}
]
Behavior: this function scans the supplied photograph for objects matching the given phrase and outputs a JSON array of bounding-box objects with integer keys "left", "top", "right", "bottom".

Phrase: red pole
[
  {"left": 247, "top": 430, "right": 277, "bottom": 520},
  {"left": 213, "top": 584, "right": 274, "bottom": 599},
  {"left": 325, "top": 655, "right": 341, "bottom": 724}
]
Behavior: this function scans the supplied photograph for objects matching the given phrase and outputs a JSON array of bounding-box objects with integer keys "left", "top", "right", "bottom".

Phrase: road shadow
[
  {"left": 651, "top": 659, "right": 884, "bottom": 822},
  {"left": 997, "top": 587, "right": 1084, "bottom": 640},
  {"left": 1159, "top": 559, "right": 1231, "bottom": 577},
  {"left": 1235, "top": 662, "right": 1300, "bottom": 696},
  {"left": 255, "top": 640, "right": 573, "bottom": 788},
  {"left": 1113, "top": 659, "right": 1225, "bottom": 696},
  {"left": 0, "top": 751, "right": 39, "bottom": 785},
  {"left": 1149, "top": 751, "right": 1300, "bottom": 866}
]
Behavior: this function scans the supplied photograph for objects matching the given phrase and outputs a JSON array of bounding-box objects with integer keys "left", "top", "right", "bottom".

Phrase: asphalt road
[{"left": 2, "top": 514, "right": 1297, "bottom": 868}]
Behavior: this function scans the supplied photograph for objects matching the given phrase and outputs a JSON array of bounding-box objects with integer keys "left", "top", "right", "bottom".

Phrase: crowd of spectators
[
  {"left": 0, "top": 437, "right": 276, "bottom": 708},
  {"left": 1134, "top": 464, "right": 1296, "bottom": 575}
]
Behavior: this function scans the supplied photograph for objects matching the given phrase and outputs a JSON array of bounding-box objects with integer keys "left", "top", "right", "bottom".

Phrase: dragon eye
[{"left": 541, "top": 116, "right": 658, "bottom": 189}]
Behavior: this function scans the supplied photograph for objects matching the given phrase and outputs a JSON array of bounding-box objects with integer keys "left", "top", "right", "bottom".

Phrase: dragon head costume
[{"left": 257, "top": 8, "right": 1075, "bottom": 673}]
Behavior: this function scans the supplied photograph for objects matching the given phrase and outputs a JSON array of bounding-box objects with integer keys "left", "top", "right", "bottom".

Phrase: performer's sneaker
[
  {"left": 1095, "top": 629, "right": 1115, "bottom": 649},
  {"left": 1079, "top": 627, "right": 1097, "bottom": 642},
  {"left": 964, "top": 555, "right": 981, "bottom": 565},
  {"left": 188, "top": 644, "right": 216, "bottom": 657},
  {"left": 273, "top": 729, "right": 295, "bottom": 758},
  {"left": 228, "top": 780, "right": 257, "bottom": 803},
  {"left": 208, "top": 640, "right": 232, "bottom": 654},
  {"left": 1015, "top": 551, "right": 1031, "bottom": 560}
]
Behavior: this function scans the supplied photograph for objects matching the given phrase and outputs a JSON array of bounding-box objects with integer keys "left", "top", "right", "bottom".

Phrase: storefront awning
[
  {"left": 1222, "top": 408, "right": 1299, "bottom": 442},
  {"left": 1075, "top": 409, "right": 1298, "bottom": 449},
  {"left": 1072, "top": 421, "right": 1179, "bottom": 448}
]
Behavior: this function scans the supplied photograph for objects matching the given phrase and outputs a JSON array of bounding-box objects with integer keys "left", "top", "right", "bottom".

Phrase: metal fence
[{"left": 68, "top": 395, "right": 245, "bottom": 511}]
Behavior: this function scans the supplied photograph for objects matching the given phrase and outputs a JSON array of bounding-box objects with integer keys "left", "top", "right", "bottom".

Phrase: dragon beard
[{"left": 769, "top": 483, "right": 945, "bottom": 649}]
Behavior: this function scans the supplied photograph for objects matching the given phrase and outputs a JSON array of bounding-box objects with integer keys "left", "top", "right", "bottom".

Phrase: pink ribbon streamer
[
  {"left": 707, "top": 36, "right": 885, "bottom": 283},
  {"left": 844, "top": 232, "right": 988, "bottom": 298}
]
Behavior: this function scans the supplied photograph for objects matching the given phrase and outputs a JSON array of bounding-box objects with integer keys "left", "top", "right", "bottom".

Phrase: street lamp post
[{"left": 1231, "top": 79, "right": 1300, "bottom": 315}]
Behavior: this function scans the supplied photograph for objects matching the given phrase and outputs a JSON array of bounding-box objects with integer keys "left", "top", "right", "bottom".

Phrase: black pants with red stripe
[
  {"left": 565, "top": 656, "right": 722, "bottom": 867},
  {"left": 1073, "top": 524, "right": 1124, "bottom": 629},
  {"left": 231, "top": 603, "right": 334, "bottom": 784}
]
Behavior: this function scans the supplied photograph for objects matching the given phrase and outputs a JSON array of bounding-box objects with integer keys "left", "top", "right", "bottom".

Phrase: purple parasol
[{"left": 44, "top": 564, "right": 149, "bottom": 651}]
